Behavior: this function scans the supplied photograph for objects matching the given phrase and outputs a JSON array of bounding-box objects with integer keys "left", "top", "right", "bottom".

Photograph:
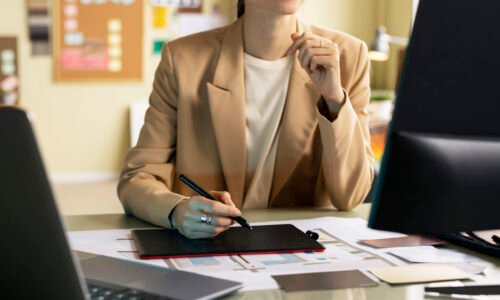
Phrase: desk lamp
[{"left": 369, "top": 26, "right": 408, "bottom": 61}]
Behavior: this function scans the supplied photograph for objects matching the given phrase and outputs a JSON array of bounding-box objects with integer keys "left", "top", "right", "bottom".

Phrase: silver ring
[
  {"left": 200, "top": 214, "right": 213, "bottom": 225},
  {"left": 200, "top": 215, "right": 208, "bottom": 224}
]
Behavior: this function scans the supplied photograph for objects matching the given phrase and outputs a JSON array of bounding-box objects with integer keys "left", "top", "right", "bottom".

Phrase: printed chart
[{"left": 69, "top": 217, "right": 406, "bottom": 291}]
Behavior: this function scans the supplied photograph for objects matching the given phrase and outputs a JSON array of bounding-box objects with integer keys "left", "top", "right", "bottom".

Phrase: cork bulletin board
[{"left": 53, "top": 0, "right": 144, "bottom": 82}]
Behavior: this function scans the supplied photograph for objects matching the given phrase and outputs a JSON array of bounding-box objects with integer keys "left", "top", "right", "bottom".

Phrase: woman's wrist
[
  {"left": 169, "top": 198, "right": 190, "bottom": 229},
  {"left": 324, "top": 90, "right": 346, "bottom": 108},
  {"left": 323, "top": 90, "right": 346, "bottom": 116}
]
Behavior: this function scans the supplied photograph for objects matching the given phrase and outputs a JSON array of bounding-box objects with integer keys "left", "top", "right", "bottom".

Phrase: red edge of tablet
[{"left": 139, "top": 247, "right": 326, "bottom": 260}]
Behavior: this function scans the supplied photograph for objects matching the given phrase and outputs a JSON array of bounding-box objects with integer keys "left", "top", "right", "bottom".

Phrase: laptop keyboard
[{"left": 87, "top": 283, "right": 172, "bottom": 300}]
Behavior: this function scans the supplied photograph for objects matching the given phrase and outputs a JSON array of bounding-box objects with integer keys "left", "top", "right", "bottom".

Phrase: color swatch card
[
  {"left": 272, "top": 270, "right": 378, "bottom": 292},
  {"left": 370, "top": 264, "right": 471, "bottom": 284},
  {"left": 359, "top": 235, "right": 445, "bottom": 248},
  {"left": 389, "top": 246, "right": 481, "bottom": 264}
]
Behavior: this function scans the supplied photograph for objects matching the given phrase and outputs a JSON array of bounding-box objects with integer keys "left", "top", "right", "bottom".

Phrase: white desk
[{"left": 65, "top": 204, "right": 500, "bottom": 299}]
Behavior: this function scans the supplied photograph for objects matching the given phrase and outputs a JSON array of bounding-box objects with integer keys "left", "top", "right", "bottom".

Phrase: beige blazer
[{"left": 118, "top": 18, "right": 375, "bottom": 228}]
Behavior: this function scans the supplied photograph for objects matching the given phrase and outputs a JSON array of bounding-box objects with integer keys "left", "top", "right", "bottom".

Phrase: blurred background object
[
  {"left": 26, "top": 0, "right": 51, "bottom": 55},
  {"left": 369, "top": 25, "right": 408, "bottom": 62},
  {"left": 0, "top": 36, "right": 19, "bottom": 106},
  {"left": 367, "top": 18, "right": 412, "bottom": 165},
  {"left": 369, "top": 90, "right": 395, "bottom": 164}
]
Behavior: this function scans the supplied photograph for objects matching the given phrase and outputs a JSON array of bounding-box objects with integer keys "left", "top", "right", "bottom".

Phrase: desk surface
[{"left": 65, "top": 204, "right": 500, "bottom": 300}]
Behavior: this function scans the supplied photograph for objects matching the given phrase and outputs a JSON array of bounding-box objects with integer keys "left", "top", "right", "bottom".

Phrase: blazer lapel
[
  {"left": 206, "top": 19, "right": 247, "bottom": 207},
  {"left": 269, "top": 21, "right": 322, "bottom": 204}
]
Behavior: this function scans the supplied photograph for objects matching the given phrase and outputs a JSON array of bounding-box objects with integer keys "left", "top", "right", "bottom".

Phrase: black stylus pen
[{"left": 179, "top": 175, "right": 253, "bottom": 230}]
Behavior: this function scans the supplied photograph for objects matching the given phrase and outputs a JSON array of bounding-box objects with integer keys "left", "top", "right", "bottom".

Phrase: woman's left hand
[{"left": 288, "top": 32, "right": 345, "bottom": 106}]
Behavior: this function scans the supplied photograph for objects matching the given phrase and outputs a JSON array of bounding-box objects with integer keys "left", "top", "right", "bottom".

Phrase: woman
[{"left": 118, "top": 0, "right": 374, "bottom": 239}]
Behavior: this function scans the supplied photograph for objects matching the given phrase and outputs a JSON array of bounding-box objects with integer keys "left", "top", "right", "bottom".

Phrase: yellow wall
[
  {"left": 374, "top": 0, "right": 413, "bottom": 89},
  {"left": 300, "top": 0, "right": 378, "bottom": 44},
  {"left": 0, "top": 0, "right": 412, "bottom": 175},
  {"left": 1, "top": 0, "right": 160, "bottom": 175}
]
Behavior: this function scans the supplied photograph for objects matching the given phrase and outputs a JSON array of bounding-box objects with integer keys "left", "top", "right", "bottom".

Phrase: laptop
[{"left": 0, "top": 107, "right": 242, "bottom": 299}]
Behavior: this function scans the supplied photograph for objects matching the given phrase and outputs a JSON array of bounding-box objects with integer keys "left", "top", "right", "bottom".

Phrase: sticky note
[
  {"left": 108, "top": 46, "right": 122, "bottom": 58},
  {"left": 64, "top": 19, "right": 78, "bottom": 31},
  {"left": 64, "top": 32, "right": 84, "bottom": 46},
  {"left": 108, "top": 19, "right": 122, "bottom": 32},
  {"left": 108, "top": 34, "right": 122, "bottom": 46},
  {"left": 109, "top": 59, "right": 122, "bottom": 72},
  {"left": 370, "top": 264, "right": 470, "bottom": 284},
  {"left": 153, "top": 6, "right": 168, "bottom": 29},
  {"left": 1, "top": 62, "right": 16, "bottom": 75},
  {"left": 153, "top": 39, "right": 167, "bottom": 55},
  {"left": 64, "top": 4, "right": 78, "bottom": 17},
  {"left": 121, "top": 0, "right": 135, "bottom": 5},
  {"left": 1, "top": 50, "right": 15, "bottom": 62}
]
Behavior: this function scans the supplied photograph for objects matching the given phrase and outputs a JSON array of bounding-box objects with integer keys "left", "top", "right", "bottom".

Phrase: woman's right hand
[{"left": 171, "top": 191, "right": 241, "bottom": 239}]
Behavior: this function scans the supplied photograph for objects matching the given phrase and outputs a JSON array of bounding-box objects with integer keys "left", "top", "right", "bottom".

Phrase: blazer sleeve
[
  {"left": 117, "top": 44, "right": 186, "bottom": 228},
  {"left": 316, "top": 41, "right": 375, "bottom": 211}
]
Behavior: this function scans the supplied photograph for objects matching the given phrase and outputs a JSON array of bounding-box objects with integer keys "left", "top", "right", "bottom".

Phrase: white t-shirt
[{"left": 243, "top": 53, "right": 294, "bottom": 208}]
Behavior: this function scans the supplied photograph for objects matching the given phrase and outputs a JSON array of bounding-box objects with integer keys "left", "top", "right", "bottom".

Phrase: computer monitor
[{"left": 369, "top": 0, "right": 500, "bottom": 234}]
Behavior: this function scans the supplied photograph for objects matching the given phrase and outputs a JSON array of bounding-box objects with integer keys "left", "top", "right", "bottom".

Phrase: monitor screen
[{"left": 369, "top": 0, "right": 500, "bottom": 234}]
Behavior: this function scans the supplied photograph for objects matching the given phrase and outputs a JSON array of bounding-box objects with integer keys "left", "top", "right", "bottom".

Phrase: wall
[
  {"left": 0, "top": 0, "right": 412, "bottom": 177},
  {"left": 0, "top": 0, "right": 160, "bottom": 178},
  {"left": 375, "top": 0, "right": 413, "bottom": 89},
  {"left": 299, "top": 0, "right": 378, "bottom": 44}
]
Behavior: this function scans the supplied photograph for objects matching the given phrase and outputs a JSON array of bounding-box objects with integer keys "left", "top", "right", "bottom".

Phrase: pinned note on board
[{"left": 153, "top": 6, "right": 168, "bottom": 29}]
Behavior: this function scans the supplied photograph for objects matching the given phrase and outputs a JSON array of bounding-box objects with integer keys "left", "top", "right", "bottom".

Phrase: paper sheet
[
  {"left": 68, "top": 217, "right": 407, "bottom": 292},
  {"left": 389, "top": 246, "right": 482, "bottom": 264},
  {"left": 369, "top": 264, "right": 471, "bottom": 284}
]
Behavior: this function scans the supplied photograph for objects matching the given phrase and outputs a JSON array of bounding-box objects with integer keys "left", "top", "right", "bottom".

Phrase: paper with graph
[{"left": 68, "top": 217, "right": 406, "bottom": 291}]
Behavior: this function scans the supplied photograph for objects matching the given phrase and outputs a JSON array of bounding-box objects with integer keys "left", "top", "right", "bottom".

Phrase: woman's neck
[{"left": 243, "top": 8, "right": 296, "bottom": 61}]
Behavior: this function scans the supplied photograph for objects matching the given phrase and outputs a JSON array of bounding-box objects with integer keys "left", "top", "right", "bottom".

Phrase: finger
[
  {"left": 298, "top": 39, "right": 336, "bottom": 63},
  {"left": 299, "top": 43, "right": 337, "bottom": 71},
  {"left": 213, "top": 216, "right": 234, "bottom": 227},
  {"left": 298, "top": 39, "right": 317, "bottom": 64},
  {"left": 188, "top": 211, "right": 234, "bottom": 227},
  {"left": 288, "top": 32, "right": 317, "bottom": 54},
  {"left": 191, "top": 198, "right": 240, "bottom": 218},
  {"left": 188, "top": 196, "right": 226, "bottom": 213},
  {"left": 210, "top": 191, "right": 236, "bottom": 207},
  {"left": 182, "top": 216, "right": 214, "bottom": 234},
  {"left": 289, "top": 32, "right": 313, "bottom": 55},
  {"left": 310, "top": 55, "right": 336, "bottom": 72},
  {"left": 193, "top": 197, "right": 241, "bottom": 217},
  {"left": 300, "top": 48, "right": 335, "bottom": 72},
  {"left": 210, "top": 201, "right": 241, "bottom": 217}
]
